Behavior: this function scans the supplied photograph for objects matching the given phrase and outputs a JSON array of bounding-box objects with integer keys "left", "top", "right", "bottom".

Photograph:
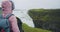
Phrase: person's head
[{"left": 1, "top": 0, "right": 15, "bottom": 13}]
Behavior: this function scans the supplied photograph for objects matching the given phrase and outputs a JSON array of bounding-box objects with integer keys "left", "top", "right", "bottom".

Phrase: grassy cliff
[
  {"left": 22, "top": 23, "right": 52, "bottom": 32},
  {"left": 28, "top": 9, "right": 60, "bottom": 32}
]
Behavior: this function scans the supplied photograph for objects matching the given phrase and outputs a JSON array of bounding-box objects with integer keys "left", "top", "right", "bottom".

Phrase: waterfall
[{"left": 13, "top": 9, "right": 35, "bottom": 27}]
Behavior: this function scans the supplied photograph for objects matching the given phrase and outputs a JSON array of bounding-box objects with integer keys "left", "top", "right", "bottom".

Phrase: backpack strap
[
  {"left": 5, "top": 14, "right": 14, "bottom": 32},
  {"left": 5, "top": 14, "right": 14, "bottom": 19},
  {"left": 0, "top": 14, "right": 3, "bottom": 19}
]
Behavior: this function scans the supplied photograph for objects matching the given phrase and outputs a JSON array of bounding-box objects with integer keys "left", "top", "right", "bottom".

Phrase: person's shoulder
[
  {"left": 10, "top": 15, "right": 16, "bottom": 18},
  {"left": 9, "top": 15, "right": 17, "bottom": 21}
]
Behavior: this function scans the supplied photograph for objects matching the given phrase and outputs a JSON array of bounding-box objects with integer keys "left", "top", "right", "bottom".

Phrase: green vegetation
[
  {"left": 28, "top": 9, "right": 60, "bottom": 32},
  {"left": 22, "top": 23, "right": 52, "bottom": 32}
]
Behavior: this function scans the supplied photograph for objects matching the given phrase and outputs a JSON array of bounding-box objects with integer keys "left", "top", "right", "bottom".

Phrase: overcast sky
[{"left": 0, "top": 0, "right": 60, "bottom": 10}]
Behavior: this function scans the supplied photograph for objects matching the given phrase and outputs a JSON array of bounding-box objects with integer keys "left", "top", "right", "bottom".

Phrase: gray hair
[{"left": 10, "top": 1, "right": 15, "bottom": 10}]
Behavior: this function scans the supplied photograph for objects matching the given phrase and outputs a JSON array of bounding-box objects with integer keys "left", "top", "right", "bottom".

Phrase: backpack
[
  {"left": 0, "top": 14, "right": 13, "bottom": 32},
  {"left": 0, "top": 14, "right": 24, "bottom": 32},
  {"left": 16, "top": 17, "right": 24, "bottom": 32}
]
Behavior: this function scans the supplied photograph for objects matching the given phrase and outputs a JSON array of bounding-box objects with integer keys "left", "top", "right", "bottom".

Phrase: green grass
[{"left": 22, "top": 23, "right": 52, "bottom": 32}]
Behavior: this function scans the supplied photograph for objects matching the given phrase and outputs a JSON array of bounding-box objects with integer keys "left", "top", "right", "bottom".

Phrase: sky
[
  {"left": 0, "top": 0, "right": 60, "bottom": 10},
  {"left": 13, "top": 0, "right": 60, "bottom": 10}
]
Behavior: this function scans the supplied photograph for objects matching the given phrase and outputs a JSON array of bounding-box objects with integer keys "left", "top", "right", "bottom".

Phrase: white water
[{"left": 13, "top": 10, "right": 35, "bottom": 27}]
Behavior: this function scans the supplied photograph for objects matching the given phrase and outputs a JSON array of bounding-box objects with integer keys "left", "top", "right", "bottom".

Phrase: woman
[{"left": 1, "top": 0, "right": 20, "bottom": 32}]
